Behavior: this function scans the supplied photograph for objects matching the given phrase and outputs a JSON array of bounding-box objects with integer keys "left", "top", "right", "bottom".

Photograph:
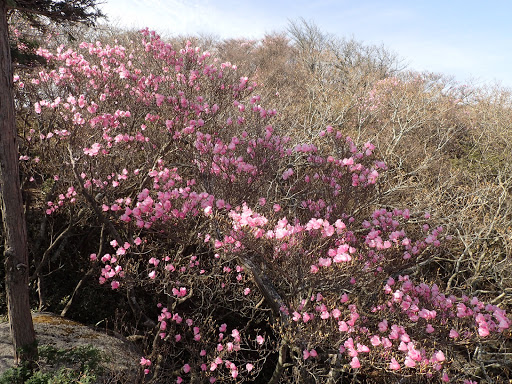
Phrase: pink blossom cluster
[
  {"left": 17, "top": 29, "right": 511, "bottom": 383},
  {"left": 45, "top": 186, "right": 77, "bottom": 215},
  {"left": 148, "top": 305, "right": 267, "bottom": 381},
  {"left": 281, "top": 273, "right": 510, "bottom": 381}
]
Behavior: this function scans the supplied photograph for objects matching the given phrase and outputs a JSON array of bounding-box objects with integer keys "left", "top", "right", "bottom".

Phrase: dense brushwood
[{"left": 2, "top": 19, "right": 511, "bottom": 383}]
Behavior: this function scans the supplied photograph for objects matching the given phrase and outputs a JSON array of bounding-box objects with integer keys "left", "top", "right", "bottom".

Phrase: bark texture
[{"left": 0, "top": 1, "right": 37, "bottom": 365}]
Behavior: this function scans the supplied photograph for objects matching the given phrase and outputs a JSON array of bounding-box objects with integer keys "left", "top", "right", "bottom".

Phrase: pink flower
[
  {"left": 404, "top": 356, "right": 416, "bottom": 368},
  {"left": 432, "top": 350, "right": 445, "bottom": 362},
  {"left": 407, "top": 344, "right": 421, "bottom": 361},
  {"left": 282, "top": 168, "right": 293, "bottom": 180},
  {"left": 449, "top": 329, "right": 459, "bottom": 339},
  {"left": 344, "top": 337, "right": 354, "bottom": 350},
  {"left": 389, "top": 358, "right": 400, "bottom": 370},
  {"left": 338, "top": 321, "right": 349, "bottom": 332},
  {"left": 256, "top": 335, "right": 264, "bottom": 345},
  {"left": 478, "top": 323, "right": 490, "bottom": 337},
  {"left": 140, "top": 357, "right": 151, "bottom": 366},
  {"left": 494, "top": 308, "right": 511, "bottom": 330},
  {"left": 155, "top": 93, "right": 165, "bottom": 106},
  {"left": 111, "top": 281, "right": 120, "bottom": 289},
  {"left": 149, "top": 257, "right": 160, "bottom": 266},
  {"left": 378, "top": 319, "right": 388, "bottom": 332},
  {"left": 83, "top": 143, "right": 101, "bottom": 156},
  {"left": 183, "top": 364, "right": 191, "bottom": 373},
  {"left": 350, "top": 357, "right": 360, "bottom": 369},
  {"left": 318, "top": 257, "right": 332, "bottom": 267},
  {"left": 381, "top": 337, "right": 392, "bottom": 349},
  {"left": 246, "top": 363, "right": 254, "bottom": 372}
]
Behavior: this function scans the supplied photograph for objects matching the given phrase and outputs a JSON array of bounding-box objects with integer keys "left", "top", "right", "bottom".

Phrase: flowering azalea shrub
[{"left": 15, "top": 29, "right": 511, "bottom": 383}]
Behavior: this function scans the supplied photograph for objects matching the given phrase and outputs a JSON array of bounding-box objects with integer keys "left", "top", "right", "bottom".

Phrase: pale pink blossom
[
  {"left": 83, "top": 143, "right": 101, "bottom": 156},
  {"left": 432, "top": 350, "right": 445, "bottom": 362},
  {"left": 350, "top": 356, "right": 360, "bottom": 369},
  {"left": 404, "top": 356, "right": 416, "bottom": 368},
  {"left": 140, "top": 357, "right": 151, "bottom": 366},
  {"left": 389, "top": 358, "right": 400, "bottom": 370}
]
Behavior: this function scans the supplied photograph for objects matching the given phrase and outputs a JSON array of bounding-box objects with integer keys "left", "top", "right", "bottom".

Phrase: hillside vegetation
[{"left": 1, "top": 18, "right": 511, "bottom": 383}]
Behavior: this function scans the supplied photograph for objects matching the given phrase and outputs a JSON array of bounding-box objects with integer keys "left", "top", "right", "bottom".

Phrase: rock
[{"left": 0, "top": 312, "right": 141, "bottom": 382}]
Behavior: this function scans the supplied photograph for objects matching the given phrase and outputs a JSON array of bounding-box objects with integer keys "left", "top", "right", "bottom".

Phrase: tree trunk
[{"left": 0, "top": 2, "right": 37, "bottom": 365}]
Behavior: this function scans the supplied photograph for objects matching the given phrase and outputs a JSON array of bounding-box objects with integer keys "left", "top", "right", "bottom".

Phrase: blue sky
[{"left": 100, "top": 0, "right": 512, "bottom": 88}]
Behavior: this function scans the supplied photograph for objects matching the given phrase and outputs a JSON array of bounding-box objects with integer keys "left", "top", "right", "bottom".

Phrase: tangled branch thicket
[{"left": 2, "top": 18, "right": 511, "bottom": 383}]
